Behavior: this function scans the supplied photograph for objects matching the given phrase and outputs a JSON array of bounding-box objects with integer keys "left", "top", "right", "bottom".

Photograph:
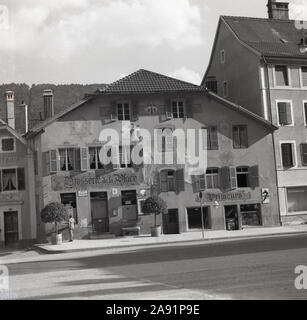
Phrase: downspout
[{"left": 262, "top": 55, "right": 282, "bottom": 226}]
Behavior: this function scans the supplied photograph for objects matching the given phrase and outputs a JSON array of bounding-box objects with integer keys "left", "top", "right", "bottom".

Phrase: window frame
[
  {"left": 207, "top": 126, "right": 219, "bottom": 150},
  {"left": 274, "top": 65, "right": 291, "bottom": 88},
  {"left": 280, "top": 141, "right": 297, "bottom": 169},
  {"left": 88, "top": 146, "right": 103, "bottom": 170},
  {"left": 171, "top": 100, "right": 185, "bottom": 119},
  {"left": 160, "top": 169, "right": 176, "bottom": 192},
  {"left": 276, "top": 100, "right": 294, "bottom": 127},
  {"left": 0, "top": 136, "right": 16, "bottom": 153},
  {"left": 236, "top": 166, "right": 250, "bottom": 188},
  {"left": 119, "top": 145, "right": 132, "bottom": 169},
  {"left": 232, "top": 125, "right": 248, "bottom": 149},
  {"left": 300, "top": 66, "right": 307, "bottom": 88},
  {"left": 206, "top": 167, "right": 219, "bottom": 189},
  {"left": 59, "top": 148, "right": 76, "bottom": 172},
  {"left": 0, "top": 167, "right": 25, "bottom": 193},
  {"left": 117, "top": 101, "right": 131, "bottom": 121}
]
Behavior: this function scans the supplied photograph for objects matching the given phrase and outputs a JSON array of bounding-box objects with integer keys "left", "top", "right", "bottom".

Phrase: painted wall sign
[
  {"left": 196, "top": 191, "right": 252, "bottom": 203},
  {"left": 261, "top": 188, "right": 270, "bottom": 204}
]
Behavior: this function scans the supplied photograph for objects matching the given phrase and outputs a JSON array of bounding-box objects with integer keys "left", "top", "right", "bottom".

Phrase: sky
[{"left": 0, "top": 0, "right": 307, "bottom": 86}]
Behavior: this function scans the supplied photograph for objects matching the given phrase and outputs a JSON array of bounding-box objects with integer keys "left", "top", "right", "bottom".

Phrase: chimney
[
  {"left": 43, "top": 89, "right": 54, "bottom": 120},
  {"left": 267, "top": 0, "right": 290, "bottom": 20},
  {"left": 5, "top": 91, "right": 15, "bottom": 129}
]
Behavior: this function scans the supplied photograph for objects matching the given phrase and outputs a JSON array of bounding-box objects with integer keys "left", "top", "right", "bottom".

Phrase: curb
[{"left": 33, "top": 229, "right": 307, "bottom": 255}]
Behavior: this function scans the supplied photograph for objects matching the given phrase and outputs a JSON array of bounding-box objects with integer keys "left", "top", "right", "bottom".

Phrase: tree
[
  {"left": 142, "top": 196, "right": 167, "bottom": 227},
  {"left": 40, "top": 202, "right": 68, "bottom": 234}
]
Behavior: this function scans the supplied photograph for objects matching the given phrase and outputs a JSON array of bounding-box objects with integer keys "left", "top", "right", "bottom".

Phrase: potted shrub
[
  {"left": 142, "top": 196, "right": 167, "bottom": 237},
  {"left": 41, "top": 202, "right": 68, "bottom": 245}
]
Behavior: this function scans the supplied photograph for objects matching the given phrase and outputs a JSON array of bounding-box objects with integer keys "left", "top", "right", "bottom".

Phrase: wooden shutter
[
  {"left": 191, "top": 175, "right": 199, "bottom": 193},
  {"left": 151, "top": 171, "right": 161, "bottom": 195},
  {"left": 131, "top": 100, "right": 139, "bottom": 121},
  {"left": 220, "top": 167, "right": 230, "bottom": 191},
  {"left": 17, "top": 168, "right": 25, "bottom": 191},
  {"left": 160, "top": 170, "right": 168, "bottom": 192},
  {"left": 240, "top": 126, "right": 248, "bottom": 148},
  {"left": 185, "top": 98, "right": 193, "bottom": 118},
  {"left": 233, "top": 126, "right": 240, "bottom": 148},
  {"left": 175, "top": 169, "right": 185, "bottom": 194},
  {"left": 304, "top": 103, "right": 307, "bottom": 125},
  {"left": 301, "top": 143, "right": 307, "bottom": 166},
  {"left": 249, "top": 165, "right": 260, "bottom": 189},
  {"left": 80, "top": 148, "right": 88, "bottom": 171},
  {"left": 281, "top": 143, "right": 294, "bottom": 167},
  {"left": 165, "top": 129, "right": 173, "bottom": 152},
  {"left": 208, "top": 126, "right": 218, "bottom": 150},
  {"left": 112, "top": 146, "right": 120, "bottom": 170},
  {"left": 302, "top": 67, "right": 307, "bottom": 87},
  {"left": 42, "top": 151, "right": 50, "bottom": 176},
  {"left": 285, "top": 103, "right": 292, "bottom": 125},
  {"left": 229, "top": 166, "right": 238, "bottom": 189},
  {"left": 199, "top": 174, "right": 206, "bottom": 191},
  {"left": 278, "top": 102, "right": 287, "bottom": 125},
  {"left": 50, "top": 150, "right": 58, "bottom": 173}
]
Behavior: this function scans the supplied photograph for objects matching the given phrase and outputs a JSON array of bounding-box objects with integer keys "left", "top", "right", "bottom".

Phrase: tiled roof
[
  {"left": 99, "top": 69, "right": 203, "bottom": 94},
  {"left": 222, "top": 16, "right": 307, "bottom": 58}
]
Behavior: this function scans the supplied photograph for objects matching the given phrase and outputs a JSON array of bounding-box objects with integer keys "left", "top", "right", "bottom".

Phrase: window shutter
[
  {"left": 220, "top": 167, "right": 230, "bottom": 191},
  {"left": 278, "top": 102, "right": 287, "bottom": 125},
  {"left": 199, "top": 174, "right": 206, "bottom": 191},
  {"left": 281, "top": 143, "right": 294, "bottom": 167},
  {"left": 80, "top": 148, "right": 88, "bottom": 171},
  {"left": 160, "top": 170, "right": 168, "bottom": 192},
  {"left": 163, "top": 99, "right": 172, "bottom": 120},
  {"left": 50, "top": 150, "right": 58, "bottom": 173},
  {"left": 304, "top": 103, "right": 307, "bottom": 125},
  {"left": 42, "top": 151, "right": 50, "bottom": 176},
  {"left": 285, "top": 103, "right": 292, "bottom": 125},
  {"left": 175, "top": 169, "right": 185, "bottom": 194},
  {"left": 111, "top": 101, "right": 118, "bottom": 120},
  {"left": 209, "top": 126, "right": 218, "bottom": 150},
  {"left": 112, "top": 146, "right": 120, "bottom": 170},
  {"left": 191, "top": 175, "right": 199, "bottom": 193},
  {"left": 301, "top": 143, "right": 307, "bottom": 166},
  {"left": 240, "top": 126, "right": 248, "bottom": 148},
  {"left": 233, "top": 127, "right": 240, "bottom": 148},
  {"left": 131, "top": 100, "right": 139, "bottom": 121},
  {"left": 165, "top": 130, "right": 173, "bottom": 152},
  {"left": 302, "top": 67, "right": 307, "bottom": 87},
  {"left": 185, "top": 98, "right": 192, "bottom": 118},
  {"left": 249, "top": 165, "right": 259, "bottom": 189},
  {"left": 74, "top": 148, "right": 81, "bottom": 171},
  {"left": 17, "top": 168, "right": 25, "bottom": 191},
  {"left": 229, "top": 166, "right": 238, "bottom": 190},
  {"left": 156, "top": 130, "right": 163, "bottom": 153}
]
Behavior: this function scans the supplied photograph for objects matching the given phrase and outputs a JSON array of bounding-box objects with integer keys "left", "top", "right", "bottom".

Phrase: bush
[
  {"left": 41, "top": 202, "right": 68, "bottom": 234},
  {"left": 142, "top": 196, "right": 167, "bottom": 227}
]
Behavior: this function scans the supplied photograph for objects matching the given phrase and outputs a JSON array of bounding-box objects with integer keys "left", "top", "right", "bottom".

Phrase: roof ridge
[{"left": 222, "top": 15, "right": 296, "bottom": 23}]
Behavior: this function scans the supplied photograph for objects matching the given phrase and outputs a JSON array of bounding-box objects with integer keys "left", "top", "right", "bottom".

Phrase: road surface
[{"left": 3, "top": 234, "right": 307, "bottom": 300}]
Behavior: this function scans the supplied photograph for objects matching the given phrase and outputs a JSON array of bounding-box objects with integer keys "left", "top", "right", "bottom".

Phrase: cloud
[
  {"left": 291, "top": 0, "right": 307, "bottom": 20},
  {"left": 169, "top": 66, "right": 202, "bottom": 85},
  {"left": 0, "top": 0, "right": 203, "bottom": 62}
]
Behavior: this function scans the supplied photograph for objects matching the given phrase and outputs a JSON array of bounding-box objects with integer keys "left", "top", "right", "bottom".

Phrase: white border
[{"left": 275, "top": 100, "right": 294, "bottom": 127}]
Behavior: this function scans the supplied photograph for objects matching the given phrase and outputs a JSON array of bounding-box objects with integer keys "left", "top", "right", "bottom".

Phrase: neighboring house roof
[
  {"left": 96, "top": 69, "right": 203, "bottom": 94},
  {"left": 25, "top": 70, "right": 277, "bottom": 138},
  {"left": 222, "top": 16, "right": 307, "bottom": 59},
  {"left": 0, "top": 119, "right": 27, "bottom": 145}
]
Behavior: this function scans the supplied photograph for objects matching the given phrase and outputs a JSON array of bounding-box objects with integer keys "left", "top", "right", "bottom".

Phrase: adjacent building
[
  {"left": 203, "top": 0, "right": 307, "bottom": 224},
  {"left": 25, "top": 70, "right": 280, "bottom": 241}
]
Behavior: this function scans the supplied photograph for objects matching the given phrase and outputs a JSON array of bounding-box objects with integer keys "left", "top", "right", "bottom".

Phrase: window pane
[
  {"left": 67, "top": 149, "right": 75, "bottom": 170},
  {"left": 59, "top": 149, "right": 67, "bottom": 171},
  {"left": 240, "top": 204, "right": 261, "bottom": 226},
  {"left": 281, "top": 143, "right": 294, "bottom": 167},
  {"left": 2, "top": 169, "right": 17, "bottom": 191},
  {"left": 287, "top": 187, "right": 307, "bottom": 213},
  {"left": 2, "top": 138, "right": 14, "bottom": 151},
  {"left": 275, "top": 66, "right": 289, "bottom": 86},
  {"left": 302, "top": 67, "right": 307, "bottom": 87}
]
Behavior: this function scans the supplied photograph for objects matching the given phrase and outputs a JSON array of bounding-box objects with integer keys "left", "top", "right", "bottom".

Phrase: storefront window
[
  {"left": 240, "top": 204, "right": 262, "bottom": 226},
  {"left": 287, "top": 187, "right": 307, "bottom": 213}
]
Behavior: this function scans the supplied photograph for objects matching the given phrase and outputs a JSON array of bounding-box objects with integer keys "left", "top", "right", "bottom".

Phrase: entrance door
[
  {"left": 90, "top": 192, "right": 109, "bottom": 233},
  {"left": 187, "top": 207, "right": 211, "bottom": 229},
  {"left": 224, "top": 205, "right": 239, "bottom": 230},
  {"left": 61, "top": 193, "right": 78, "bottom": 223},
  {"left": 4, "top": 211, "right": 19, "bottom": 246},
  {"left": 163, "top": 209, "right": 179, "bottom": 234}
]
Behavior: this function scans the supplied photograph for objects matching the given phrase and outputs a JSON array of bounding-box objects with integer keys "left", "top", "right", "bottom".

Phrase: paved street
[{"left": 3, "top": 234, "right": 307, "bottom": 300}]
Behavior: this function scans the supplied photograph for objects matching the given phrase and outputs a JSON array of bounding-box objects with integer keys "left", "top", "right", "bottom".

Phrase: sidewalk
[{"left": 34, "top": 224, "right": 307, "bottom": 254}]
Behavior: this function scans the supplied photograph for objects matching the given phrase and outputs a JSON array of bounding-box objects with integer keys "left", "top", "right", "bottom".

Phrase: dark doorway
[
  {"left": 4, "top": 211, "right": 19, "bottom": 246},
  {"left": 163, "top": 209, "right": 180, "bottom": 234},
  {"left": 224, "top": 205, "right": 240, "bottom": 230},
  {"left": 61, "top": 193, "right": 78, "bottom": 223},
  {"left": 187, "top": 207, "right": 211, "bottom": 229},
  {"left": 90, "top": 192, "right": 109, "bottom": 233},
  {"left": 121, "top": 190, "right": 138, "bottom": 221}
]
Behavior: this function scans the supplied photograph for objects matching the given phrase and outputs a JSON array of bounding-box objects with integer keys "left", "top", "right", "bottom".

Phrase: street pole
[{"left": 199, "top": 191, "right": 205, "bottom": 240}]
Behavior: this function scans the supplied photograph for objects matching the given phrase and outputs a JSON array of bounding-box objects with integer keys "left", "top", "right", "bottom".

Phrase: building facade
[
  {"left": 25, "top": 70, "right": 280, "bottom": 240},
  {"left": 203, "top": 0, "right": 307, "bottom": 224}
]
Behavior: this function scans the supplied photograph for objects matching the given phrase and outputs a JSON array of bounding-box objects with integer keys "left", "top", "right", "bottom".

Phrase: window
[
  {"left": 207, "top": 126, "right": 218, "bottom": 150},
  {"left": 304, "top": 102, "right": 307, "bottom": 126},
  {"left": 206, "top": 168, "right": 219, "bottom": 189},
  {"left": 205, "top": 78, "right": 218, "bottom": 94},
  {"left": 1, "top": 137, "right": 15, "bottom": 152},
  {"left": 301, "top": 143, "right": 307, "bottom": 166},
  {"left": 158, "top": 128, "right": 173, "bottom": 153},
  {"left": 301, "top": 67, "right": 307, "bottom": 87},
  {"left": 0, "top": 168, "right": 25, "bottom": 192},
  {"left": 281, "top": 143, "right": 295, "bottom": 168},
  {"left": 240, "top": 204, "right": 262, "bottom": 226},
  {"left": 160, "top": 170, "right": 175, "bottom": 192},
  {"left": 277, "top": 101, "right": 293, "bottom": 126},
  {"left": 119, "top": 146, "right": 132, "bottom": 169},
  {"left": 233, "top": 125, "right": 248, "bottom": 149},
  {"left": 220, "top": 50, "right": 226, "bottom": 64},
  {"left": 172, "top": 100, "right": 185, "bottom": 119},
  {"left": 89, "top": 147, "right": 103, "bottom": 169},
  {"left": 117, "top": 102, "right": 130, "bottom": 121},
  {"left": 222, "top": 81, "right": 228, "bottom": 97},
  {"left": 287, "top": 187, "right": 307, "bottom": 213},
  {"left": 59, "top": 148, "right": 75, "bottom": 171},
  {"left": 236, "top": 167, "right": 249, "bottom": 188},
  {"left": 191, "top": 174, "right": 206, "bottom": 192},
  {"left": 275, "top": 65, "right": 289, "bottom": 86}
]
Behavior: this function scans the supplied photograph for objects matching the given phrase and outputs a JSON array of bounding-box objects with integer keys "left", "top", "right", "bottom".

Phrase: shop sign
[
  {"left": 78, "top": 190, "right": 88, "bottom": 197},
  {"left": 261, "top": 188, "right": 270, "bottom": 204},
  {"left": 196, "top": 191, "right": 252, "bottom": 203}
]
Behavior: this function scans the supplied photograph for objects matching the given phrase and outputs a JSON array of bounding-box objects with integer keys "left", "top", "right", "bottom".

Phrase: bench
[{"left": 121, "top": 226, "right": 141, "bottom": 236}]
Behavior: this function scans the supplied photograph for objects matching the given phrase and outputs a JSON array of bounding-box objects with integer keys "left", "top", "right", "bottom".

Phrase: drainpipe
[{"left": 262, "top": 55, "right": 282, "bottom": 226}]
